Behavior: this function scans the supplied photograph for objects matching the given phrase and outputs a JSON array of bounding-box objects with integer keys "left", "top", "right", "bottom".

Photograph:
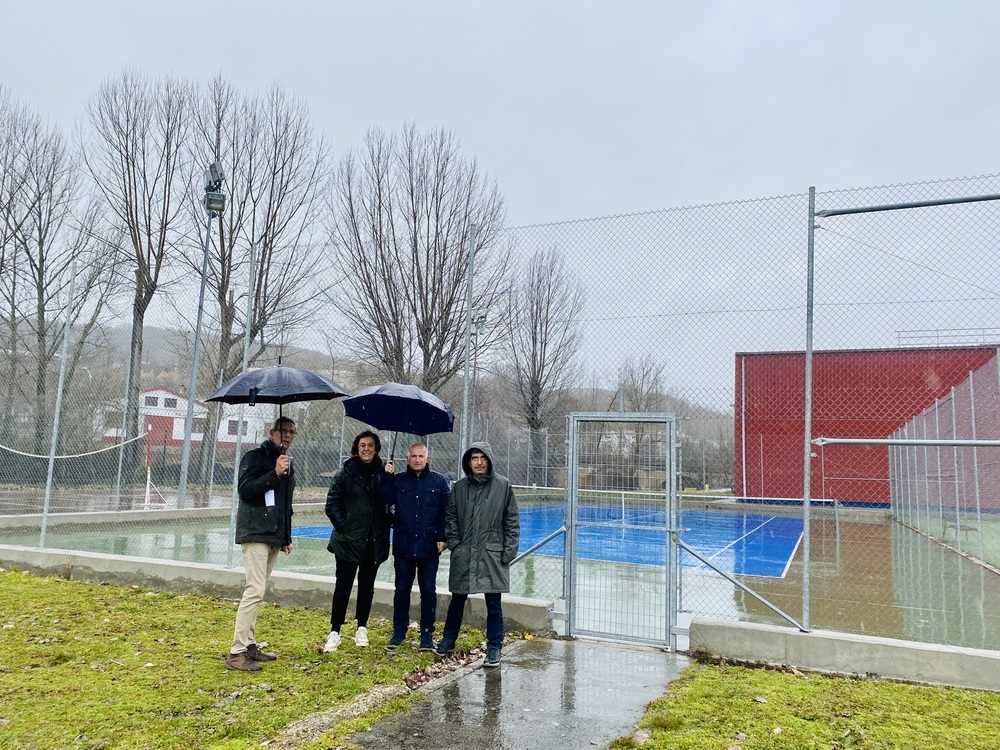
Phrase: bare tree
[
  {"left": 81, "top": 69, "right": 193, "bottom": 481},
  {"left": 16, "top": 125, "right": 116, "bottom": 455},
  {"left": 584, "top": 356, "right": 671, "bottom": 489},
  {"left": 502, "top": 245, "right": 584, "bottom": 484},
  {"left": 618, "top": 354, "right": 668, "bottom": 412},
  {"left": 0, "top": 86, "right": 23, "bottom": 278},
  {"left": 327, "top": 123, "right": 510, "bottom": 392},
  {"left": 0, "top": 86, "right": 28, "bottom": 445},
  {"left": 186, "top": 75, "right": 330, "bottom": 481},
  {"left": 0, "top": 93, "right": 117, "bottom": 458}
]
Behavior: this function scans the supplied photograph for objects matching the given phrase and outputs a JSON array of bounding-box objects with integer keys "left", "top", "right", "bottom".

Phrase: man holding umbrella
[
  {"left": 226, "top": 416, "right": 296, "bottom": 672},
  {"left": 381, "top": 443, "right": 451, "bottom": 651}
]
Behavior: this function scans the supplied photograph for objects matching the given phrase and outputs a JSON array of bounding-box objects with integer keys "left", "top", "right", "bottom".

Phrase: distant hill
[{"left": 100, "top": 325, "right": 372, "bottom": 393}]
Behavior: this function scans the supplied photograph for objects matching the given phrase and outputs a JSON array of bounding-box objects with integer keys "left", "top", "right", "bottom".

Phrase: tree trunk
[
  {"left": 33, "top": 329, "right": 48, "bottom": 459},
  {"left": 0, "top": 269, "right": 18, "bottom": 449},
  {"left": 119, "top": 299, "right": 146, "bottom": 509},
  {"left": 529, "top": 428, "right": 547, "bottom": 487}
]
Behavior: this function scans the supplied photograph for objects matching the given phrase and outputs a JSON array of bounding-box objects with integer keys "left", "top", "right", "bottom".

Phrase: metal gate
[{"left": 564, "top": 412, "right": 679, "bottom": 648}]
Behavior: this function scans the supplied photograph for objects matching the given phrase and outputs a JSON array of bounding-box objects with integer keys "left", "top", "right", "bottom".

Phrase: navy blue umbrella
[
  {"left": 342, "top": 382, "right": 455, "bottom": 436},
  {"left": 208, "top": 366, "right": 350, "bottom": 415}
]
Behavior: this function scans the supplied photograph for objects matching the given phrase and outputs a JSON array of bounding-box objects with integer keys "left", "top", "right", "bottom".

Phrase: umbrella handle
[{"left": 390, "top": 432, "right": 397, "bottom": 460}]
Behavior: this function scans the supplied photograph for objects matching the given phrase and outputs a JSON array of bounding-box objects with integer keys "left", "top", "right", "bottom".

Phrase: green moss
[
  {"left": 0, "top": 569, "right": 477, "bottom": 749},
  {"left": 623, "top": 663, "right": 1000, "bottom": 749}
]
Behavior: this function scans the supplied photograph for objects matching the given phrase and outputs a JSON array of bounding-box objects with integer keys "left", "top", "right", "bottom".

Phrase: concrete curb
[
  {"left": 688, "top": 617, "right": 1000, "bottom": 692},
  {"left": 0, "top": 544, "right": 552, "bottom": 633}
]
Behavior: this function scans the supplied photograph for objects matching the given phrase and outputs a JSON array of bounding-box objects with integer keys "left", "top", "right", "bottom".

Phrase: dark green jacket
[
  {"left": 236, "top": 438, "right": 294, "bottom": 546},
  {"left": 446, "top": 441, "right": 520, "bottom": 594},
  {"left": 325, "top": 456, "right": 391, "bottom": 565}
]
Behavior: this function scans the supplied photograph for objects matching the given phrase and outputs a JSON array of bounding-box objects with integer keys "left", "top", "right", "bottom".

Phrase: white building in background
[{"left": 101, "top": 387, "right": 272, "bottom": 449}]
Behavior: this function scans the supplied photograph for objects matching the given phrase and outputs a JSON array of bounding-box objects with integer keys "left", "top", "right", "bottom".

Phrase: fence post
[
  {"left": 40, "top": 262, "right": 77, "bottom": 549},
  {"left": 544, "top": 427, "right": 549, "bottom": 487},
  {"left": 800, "top": 186, "right": 817, "bottom": 632},
  {"left": 934, "top": 399, "right": 943, "bottom": 533},
  {"left": 968, "top": 372, "right": 985, "bottom": 559},
  {"left": 951, "top": 387, "right": 963, "bottom": 553}
]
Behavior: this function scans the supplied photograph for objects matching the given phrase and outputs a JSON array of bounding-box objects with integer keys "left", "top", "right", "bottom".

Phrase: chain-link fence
[
  {"left": 887, "top": 353, "right": 1000, "bottom": 568},
  {"left": 3, "top": 174, "right": 1000, "bottom": 651}
]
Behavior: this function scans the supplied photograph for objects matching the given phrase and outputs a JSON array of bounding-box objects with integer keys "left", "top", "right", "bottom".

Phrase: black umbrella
[
  {"left": 342, "top": 382, "right": 455, "bottom": 452},
  {"left": 208, "top": 366, "right": 350, "bottom": 415}
]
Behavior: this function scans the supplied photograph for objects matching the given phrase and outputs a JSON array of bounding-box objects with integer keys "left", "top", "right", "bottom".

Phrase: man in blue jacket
[
  {"left": 226, "top": 416, "right": 296, "bottom": 672},
  {"left": 382, "top": 443, "right": 451, "bottom": 651}
]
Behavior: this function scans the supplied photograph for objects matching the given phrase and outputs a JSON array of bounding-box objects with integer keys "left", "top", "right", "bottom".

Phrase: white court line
[
  {"left": 687, "top": 515, "right": 791, "bottom": 576},
  {"left": 779, "top": 532, "right": 803, "bottom": 578}
]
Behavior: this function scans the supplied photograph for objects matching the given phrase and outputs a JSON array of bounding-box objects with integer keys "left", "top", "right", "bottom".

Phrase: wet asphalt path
[{"left": 349, "top": 637, "right": 690, "bottom": 749}]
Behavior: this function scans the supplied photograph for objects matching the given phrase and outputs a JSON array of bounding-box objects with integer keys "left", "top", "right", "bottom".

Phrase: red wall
[
  {"left": 734, "top": 347, "right": 999, "bottom": 506},
  {"left": 144, "top": 415, "right": 175, "bottom": 445}
]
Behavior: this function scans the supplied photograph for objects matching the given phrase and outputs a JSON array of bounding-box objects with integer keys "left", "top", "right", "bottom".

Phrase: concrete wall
[
  {"left": 0, "top": 544, "right": 552, "bottom": 634},
  {"left": 8, "top": 544, "right": 997, "bottom": 690},
  {"left": 688, "top": 617, "right": 1000, "bottom": 692},
  {"left": 3, "top": 502, "right": 329, "bottom": 530}
]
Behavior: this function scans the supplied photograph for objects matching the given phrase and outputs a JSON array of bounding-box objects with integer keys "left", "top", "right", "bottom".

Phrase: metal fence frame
[
  {"left": 6, "top": 175, "right": 1000, "bottom": 652},
  {"left": 564, "top": 412, "right": 678, "bottom": 648},
  {"left": 805, "top": 188, "right": 1000, "bottom": 630}
]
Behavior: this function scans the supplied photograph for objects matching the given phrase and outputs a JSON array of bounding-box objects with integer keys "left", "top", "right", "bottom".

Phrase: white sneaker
[
  {"left": 323, "top": 630, "right": 341, "bottom": 653},
  {"left": 354, "top": 626, "right": 369, "bottom": 647}
]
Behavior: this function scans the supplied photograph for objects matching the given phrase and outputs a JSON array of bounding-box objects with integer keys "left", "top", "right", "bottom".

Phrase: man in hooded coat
[{"left": 434, "top": 441, "right": 520, "bottom": 668}]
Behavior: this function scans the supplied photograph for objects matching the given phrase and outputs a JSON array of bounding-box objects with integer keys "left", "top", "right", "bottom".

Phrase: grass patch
[
  {"left": 0, "top": 569, "right": 481, "bottom": 749},
  {"left": 615, "top": 662, "right": 1000, "bottom": 749}
]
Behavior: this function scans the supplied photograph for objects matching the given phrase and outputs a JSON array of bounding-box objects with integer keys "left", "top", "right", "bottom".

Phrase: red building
[
  {"left": 734, "top": 346, "right": 1000, "bottom": 506},
  {"left": 101, "top": 387, "right": 271, "bottom": 448}
]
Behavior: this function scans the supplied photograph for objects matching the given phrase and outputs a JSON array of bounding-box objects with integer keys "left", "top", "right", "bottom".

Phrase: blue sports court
[{"left": 294, "top": 505, "right": 803, "bottom": 579}]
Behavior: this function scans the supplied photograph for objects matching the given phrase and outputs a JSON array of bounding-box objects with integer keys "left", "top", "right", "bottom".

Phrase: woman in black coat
[{"left": 323, "top": 430, "right": 392, "bottom": 652}]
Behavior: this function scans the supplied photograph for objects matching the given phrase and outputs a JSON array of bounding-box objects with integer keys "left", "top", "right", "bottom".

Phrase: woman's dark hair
[{"left": 350, "top": 430, "right": 381, "bottom": 456}]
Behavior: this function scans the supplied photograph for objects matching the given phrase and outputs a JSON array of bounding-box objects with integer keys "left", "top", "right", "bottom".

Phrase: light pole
[
  {"left": 178, "top": 162, "right": 226, "bottom": 508},
  {"left": 701, "top": 438, "right": 707, "bottom": 490},
  {"left": 468, "top": 312, "right": 487, "bottom": 443},
  {"left": 458, "top": 224, "right": 477, "bottom": 476}
]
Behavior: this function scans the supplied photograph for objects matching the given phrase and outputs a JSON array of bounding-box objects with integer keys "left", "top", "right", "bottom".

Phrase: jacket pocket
[
  {"left": 450, "top": 543, "right": 469, "bottom": 566},
  {"left": 485, "top": 541, "right": 503, "bottom": 564}
]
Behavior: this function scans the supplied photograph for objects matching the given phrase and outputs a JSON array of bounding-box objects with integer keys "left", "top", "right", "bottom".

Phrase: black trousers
[{"left": 330, "top": 539, "right": 381, "bottom": 631}]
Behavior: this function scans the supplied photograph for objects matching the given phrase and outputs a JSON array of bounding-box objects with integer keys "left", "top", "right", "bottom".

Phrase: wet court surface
[
  {"left": 348, "top": 637, "right": 690, "bottom": 750},
  {"left": 7, "top": 506, "right": 1000, "bottom": 650}
]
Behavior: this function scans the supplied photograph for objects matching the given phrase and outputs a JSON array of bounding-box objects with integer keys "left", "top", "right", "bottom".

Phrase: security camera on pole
[{"left": 178, "top": 162, "right": 226, "bottom": 508}]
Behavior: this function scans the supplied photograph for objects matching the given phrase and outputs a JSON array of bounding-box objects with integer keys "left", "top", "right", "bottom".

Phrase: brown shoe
[
  {"left": 225, "top": 651, "right": 263, "bottom": 671},
  {"left": 247, "top": 643, "right": 277, "bottom": 662}
]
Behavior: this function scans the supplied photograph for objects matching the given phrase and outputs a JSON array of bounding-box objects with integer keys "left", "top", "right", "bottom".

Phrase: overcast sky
[{"left": 3, "top": 1, "right": 998, "bottom": 226}]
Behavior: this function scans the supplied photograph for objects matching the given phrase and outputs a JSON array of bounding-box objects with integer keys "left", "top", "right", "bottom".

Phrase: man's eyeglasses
[{"left": 278, "top": 428, "right": 297, "bottom": 437}]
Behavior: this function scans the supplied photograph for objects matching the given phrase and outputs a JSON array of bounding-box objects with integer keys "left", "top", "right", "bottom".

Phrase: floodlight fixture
[{"left": 203, "top": 191, "right": 226, "bottom": 213}]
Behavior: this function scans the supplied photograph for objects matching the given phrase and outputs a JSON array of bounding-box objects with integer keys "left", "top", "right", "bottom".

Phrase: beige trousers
[{"left": 231, "top": 542, "right": 280, "bottom": 654}]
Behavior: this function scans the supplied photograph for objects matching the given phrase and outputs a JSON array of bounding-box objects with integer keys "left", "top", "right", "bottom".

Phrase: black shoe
[
  {"left": 246, "top": 643, "right": 277, "bottom": 662},
  {"left": 418, "top": 632, "right": 434, "bottom": 651},
  {"left": 386, "top": 631, "right": 406, "bottom": 650},
  {"left": 433, "top": 638, "right": 456, "bottom": 656},
  {"left": 483, "top": 645, "right": 502, "bottom": 669}
]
